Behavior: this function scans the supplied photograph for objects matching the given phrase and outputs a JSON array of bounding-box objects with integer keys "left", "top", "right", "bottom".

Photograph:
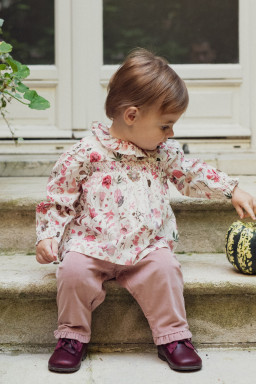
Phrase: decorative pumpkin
[{"left": 225, "top": 221, "right": 256, "bottom": 275}]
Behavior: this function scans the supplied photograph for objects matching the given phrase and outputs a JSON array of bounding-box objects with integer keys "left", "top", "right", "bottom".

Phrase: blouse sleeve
[
  {"left": 163, "top": 140, "right": 239, "bottom": 199},
  {"left": 36, "top": 141, "right": 91, "bottom": 245}
]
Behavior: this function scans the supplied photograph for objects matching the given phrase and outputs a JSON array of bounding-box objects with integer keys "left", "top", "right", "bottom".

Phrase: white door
[
  {"left": 1, "top": 0, "right": 256, "bottom": 154},
  {"left": 72, "top": 0, "right": 256, "bottom": 152}
]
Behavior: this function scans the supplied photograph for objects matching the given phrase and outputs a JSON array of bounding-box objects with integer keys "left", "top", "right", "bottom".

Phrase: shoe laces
[
  {"left": 167, "top": 339, "right": 196, "bottom": 354},
  {"left": 56, "top": 338, "right": 83, "bottom": 355}
]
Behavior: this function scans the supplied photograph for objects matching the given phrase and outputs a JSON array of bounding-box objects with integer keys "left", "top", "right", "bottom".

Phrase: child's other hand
[
  {"left": 36, "top": 238, "right": 59, "bottom": 264},
  {"left": 231, "top": 186, "right": 256, "bottom": 220}
]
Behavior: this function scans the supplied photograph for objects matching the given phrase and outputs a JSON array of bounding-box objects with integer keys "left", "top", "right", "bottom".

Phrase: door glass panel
[
  {"left": 0, "top": 0, "right": 54, "bottom": 64},
  {"left": 104, "top": 0, "right": 238, "bottom": 64}
]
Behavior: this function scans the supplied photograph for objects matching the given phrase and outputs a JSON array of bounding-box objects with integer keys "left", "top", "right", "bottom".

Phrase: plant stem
[
  {"left": 0, "top": 108, "right": 15, "bottom": 138},
  {"left": 3, "top": 90, "right": 30, "bottom": 106}
]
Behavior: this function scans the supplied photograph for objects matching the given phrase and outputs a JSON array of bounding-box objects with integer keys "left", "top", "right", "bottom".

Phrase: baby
[{"left": 36, "top": 48, "right": 256, "bottom": 373}]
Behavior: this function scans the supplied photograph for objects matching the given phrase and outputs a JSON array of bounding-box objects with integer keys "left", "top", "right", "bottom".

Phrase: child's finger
[
  {"left": 51, "top": 239, "right": 58, "bottom": 261},
  {"left": 36, "top": 239, "right": 57, "bottom": 264},
  {"left": 36, "top": 250, "right": 51, "bottom": 264},
  {"left": 234, "top": 204, "right": 244, "bottom": 219},
  {"left": 44, "top": 245, "right": 56, "bottom": 262},
  {"left": 241, "top": 203, "right": 256, "bottom": 221},
  {"left": 36, "top": 252, "right": 44, "bottom": 264},
  {"left": 253, "top": 198, "right": 256, "bottom": 212}
]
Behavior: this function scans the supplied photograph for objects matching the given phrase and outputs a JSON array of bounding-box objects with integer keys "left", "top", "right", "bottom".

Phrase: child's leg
[
  {"left": 54, "top": 251, "right": 114, "bottom": 343},
  {"left": 116, "top": 248, "right": 192, "bottom": 345}
]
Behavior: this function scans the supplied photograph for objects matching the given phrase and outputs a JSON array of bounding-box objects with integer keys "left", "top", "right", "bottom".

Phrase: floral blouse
[{"left": 36, "top": 122, "right": 238, "bottom": 265}]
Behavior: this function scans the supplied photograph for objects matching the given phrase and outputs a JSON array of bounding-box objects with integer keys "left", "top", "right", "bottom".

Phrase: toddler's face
[{"left": 128, "top": 107, "right": 183, "bottom": 151}]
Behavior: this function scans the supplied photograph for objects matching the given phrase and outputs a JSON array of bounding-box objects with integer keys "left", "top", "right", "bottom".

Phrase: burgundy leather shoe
[
  {"left": 48, "top": 338, "right": 88, "bottom": 373},
  {"left": 157, "top": 339, "right": 202, "bottom": 371}
]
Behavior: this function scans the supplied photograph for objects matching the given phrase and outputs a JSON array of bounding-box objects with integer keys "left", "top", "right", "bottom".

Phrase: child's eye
[{"left": 161, "top": 125, "right": 170, "bottom": 131}]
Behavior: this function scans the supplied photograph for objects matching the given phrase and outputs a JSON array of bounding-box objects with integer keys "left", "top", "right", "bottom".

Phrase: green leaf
[
  {"left": 6, "top": 57, "right": 18, "bottom": 72},
  {"left": 0, "top": 41, "right": 12, "bottom": 54},
  {"left": 5, "top": 57, "right": 30, "bottom": 80},
  {"left": 24, "top": 89, "right": 37, "bottom": 101},
  {"left": 16, "top": 82, "right": 28, "bottom": 93},
  {"left": 0, "top": 64, "right": 7, "bottom": 70},
  {"left": 8, "top": 58, "right": 30, "bottom": 79},
  {"left": 24, "top": 89, "right": 50, "bottom": 110},
  {"left": 29, "top": 94, "right": 50, "bottom": 110}
]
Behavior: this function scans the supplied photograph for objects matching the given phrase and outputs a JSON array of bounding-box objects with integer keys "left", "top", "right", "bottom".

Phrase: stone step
[
  {"left": 1, "top": 348, "right": 256, "bottom": 384},
  {"left": 0, "top": 176, "right": 255, "bottom": 254},
  {"left": 1, "top": 253, "right": 256, "bottom": 353},
  {"left": 1, "top": 150, "right": 256, "bottom": 176},
  {"left": 0, "top": 154, "right": 59, "bottom": 177}
]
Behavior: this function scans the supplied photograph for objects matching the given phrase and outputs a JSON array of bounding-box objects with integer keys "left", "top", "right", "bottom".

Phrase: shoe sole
[
  {"left": 158, "top": 352, "right": 202, "bottom": 371},
  {"left": 48, "top": 352, "right": 87, "bottom": 373}
]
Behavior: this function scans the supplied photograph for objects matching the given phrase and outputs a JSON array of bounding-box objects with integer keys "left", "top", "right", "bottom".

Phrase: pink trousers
[{"left": 54, "top": 248, "right": 192, "bottom": 345}]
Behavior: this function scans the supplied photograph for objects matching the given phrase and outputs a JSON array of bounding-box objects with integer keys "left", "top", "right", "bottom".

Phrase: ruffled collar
[{"left": 92, "top": 122, "right": 149, "bottom": 157}]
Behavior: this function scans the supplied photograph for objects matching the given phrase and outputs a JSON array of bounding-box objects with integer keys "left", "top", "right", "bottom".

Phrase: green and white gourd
[{"left": 225, "top": 221, "right": 256, "bottom": 275}]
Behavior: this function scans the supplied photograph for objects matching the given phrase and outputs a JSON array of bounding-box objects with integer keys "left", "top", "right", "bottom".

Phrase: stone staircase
[
  {"left": 2, "top": 252, "right": 256, "bottom": 352},
  {"left": 1, "top": 174, "right": 256, "bottom": 383}
]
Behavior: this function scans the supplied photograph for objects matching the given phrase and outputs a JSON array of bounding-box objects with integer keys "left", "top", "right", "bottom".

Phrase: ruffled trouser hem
[
  {"left": 54, "top": 328, "right": 192, "bottom": 346},
  {"left": 54, "top": 330, "right": 90, "bottom": 344},
  {"left": 153, "top": 330, "right": 192, "bottom": 346}
]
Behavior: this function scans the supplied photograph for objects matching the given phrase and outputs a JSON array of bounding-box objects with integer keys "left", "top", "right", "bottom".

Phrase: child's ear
[{"left": 123, "top": 107, "right": 139, "bottom": 125}]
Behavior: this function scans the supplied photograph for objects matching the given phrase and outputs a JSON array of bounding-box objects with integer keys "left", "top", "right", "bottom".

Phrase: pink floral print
[
  {"left": 207, "top": 169, "right": 220, "bottom": 182},
  {"left": 90, "top": 152, "right": 101, "bottom": 162},
  {"left": 102, "top": 175, "right": 112, "bottom": 189},
  {"left": 36, "top": 122, "right": 238, "bottom": 265}
]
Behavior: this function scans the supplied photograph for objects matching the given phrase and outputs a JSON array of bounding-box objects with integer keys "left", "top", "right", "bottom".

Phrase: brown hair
[{"left": 105, "top": 48, "right": 189, "bottom": 119}]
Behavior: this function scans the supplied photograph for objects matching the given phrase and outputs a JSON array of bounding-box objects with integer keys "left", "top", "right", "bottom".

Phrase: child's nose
[{"left": 165, "top": 127, "right": 174, "bottom": 138}]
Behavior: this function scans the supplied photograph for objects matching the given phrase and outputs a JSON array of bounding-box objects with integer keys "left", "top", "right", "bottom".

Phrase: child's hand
[
  {"left": 231, "top": 186, "right": 256, "bottom": 220},
  {"left": 36, "top": 238, "right": 59, "bottom": 264}
]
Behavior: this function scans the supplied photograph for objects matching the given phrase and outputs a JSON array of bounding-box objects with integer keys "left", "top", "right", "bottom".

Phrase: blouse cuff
[
  {"left": 35, "top": 227, "right": 62, "bottom": 246},
  {"left": 224, "top": 177, "right": 239, "bottom": 199}
]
